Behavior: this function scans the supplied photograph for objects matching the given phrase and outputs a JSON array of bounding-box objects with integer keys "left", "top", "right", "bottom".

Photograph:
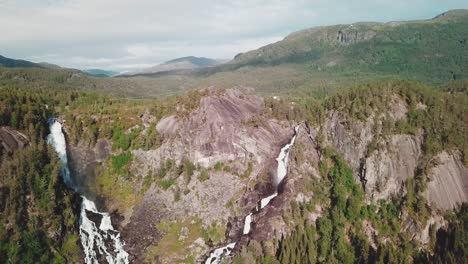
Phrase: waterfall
[
  {"left": 205, "top": 126, "right": 300, "bottom": 264},
  {"left": 47, "top": 119, "right": 129, "bottom": 264}
]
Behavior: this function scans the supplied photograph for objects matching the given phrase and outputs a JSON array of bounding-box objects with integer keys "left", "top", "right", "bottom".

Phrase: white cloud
[{"left": 0, "top": 0, "right": 466, "bottom": 71}]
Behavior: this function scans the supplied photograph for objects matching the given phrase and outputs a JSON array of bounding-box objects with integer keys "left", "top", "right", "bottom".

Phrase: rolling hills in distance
[{"left": 1, "top": 9, "right": 467, "bottom": 98}]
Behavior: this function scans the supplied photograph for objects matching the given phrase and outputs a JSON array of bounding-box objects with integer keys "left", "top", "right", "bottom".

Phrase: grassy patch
[
  {"left": 111, "top": 151, "right": 132, "bottom": 176},
  {"left": 214, "top": 162, "right": 223, "bottom": 171},
  {"left": 198, "top": 169, "right": 209, "bottom": 182},
  {"left": 240, "top": 162, "right": 253, "bottom": 179},
  {"left": 146, "top": 218, "right": 204, "bottom": 263},
  {"left": 202, "top": 224, "right": 226, "bottom": 245},
  {"left": 157, "top": 178, "right": 176, "bottom": 190}
]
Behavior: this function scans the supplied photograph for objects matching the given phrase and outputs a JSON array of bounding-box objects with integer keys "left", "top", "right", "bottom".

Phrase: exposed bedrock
[{"left": 426, "top": 151, "right": 468, "bottom": 211}]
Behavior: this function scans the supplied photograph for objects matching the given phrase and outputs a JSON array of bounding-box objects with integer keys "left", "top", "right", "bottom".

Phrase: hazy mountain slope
[
  {"left": 83, "top": 69, "right": 119, "bottom": 77},
  {"left": 120, "top": 9, "right": 468, "bottom": 97},
  {"left": 0, "top": 55, "right": 43, "bottom": 69},
  {"left": 3, "top": 10, "right": 466, "bottom": 100},
  {"left": 227, "top": 10, "right": 468, "bottom": 68},
  {"left": 125, "top": 56, "right": 222, "bottom": 76}
]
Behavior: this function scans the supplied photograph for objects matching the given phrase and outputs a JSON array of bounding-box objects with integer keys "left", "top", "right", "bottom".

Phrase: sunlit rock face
[
  {"left": 425, "top": 151, "right": 468, "bottom": 210},
  {"left": 122, "top": 88, "right": 296, "bottom": 262}
]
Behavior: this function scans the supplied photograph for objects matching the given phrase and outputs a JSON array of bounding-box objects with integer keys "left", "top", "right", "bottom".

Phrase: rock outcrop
[
  {"left": 426, "top": 151, "right": 468, "bottom": 210},
  {"left": 67, "top": 138, "right": 112, "bottom": 198},
  {"left": 124, "top": 88, "right": 296, "bottom": 262},
  {"left": 0, "top": 126, "right": 28, "bottom": 154},
  {"left": 246, "top": 124, "right": 321, "bottom": 244},
  {"left": 363, "top": 133, "right": 423, "bottom": 200}
]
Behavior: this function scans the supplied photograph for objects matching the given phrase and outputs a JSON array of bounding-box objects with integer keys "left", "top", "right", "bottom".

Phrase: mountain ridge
[
  {"left": 0, "top": 54, "right": 44, "bottom": 69},
  {"left": 117, "top": 9, "right": 467, "bottom": 97},
  {"left": 122, "top": 56, "right": 223, "bottom": 76}
]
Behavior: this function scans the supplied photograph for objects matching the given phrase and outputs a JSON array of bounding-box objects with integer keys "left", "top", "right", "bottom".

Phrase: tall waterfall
[
  {"left": 205, "top": 126, "right": 300, "bottom": 264},
  {"left": 47, "top": 119, "right": 129, "bottom": 264}
]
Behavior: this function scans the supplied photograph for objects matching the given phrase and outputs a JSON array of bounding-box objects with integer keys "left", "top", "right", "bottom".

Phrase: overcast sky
[{"left": 1, "top": 0, "right": 467, "bottom": 72}]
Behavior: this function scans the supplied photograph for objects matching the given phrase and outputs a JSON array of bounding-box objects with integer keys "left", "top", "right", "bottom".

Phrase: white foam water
[
  {"left": 243, "top": 213, "right": 253, "bottom": 235},
  {"left": 48, "top": 119, "right": 129, "bottom": 264},
  {"left": 204, "top": 126, "right": 300, "bottom": 263},
  {"left": 204, "top": 242, "right": 236, "bottom": 264}
]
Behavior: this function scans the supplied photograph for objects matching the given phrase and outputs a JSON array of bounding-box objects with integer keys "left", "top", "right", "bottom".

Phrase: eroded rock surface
[
  {"left": 125, "top": 88, "right": 295, "bottom": 262},
  {"left": 426, "top": 151, "right": 468, "bottom": 210},
  {"left": 363, "top": 133, "right": 423, "bottom": 200},
  {"left": 67, "top": 138, "right": 111, "bottom": 198},
  {"left": 0, "top": 126, "right": 28, "bottom": 154}
]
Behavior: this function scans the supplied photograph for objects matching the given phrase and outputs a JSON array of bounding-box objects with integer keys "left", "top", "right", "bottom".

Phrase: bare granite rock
[
  {"left": 426, "top": 151, "right": 468, "bottom": 210},
  {"left": 125, "top": 88, "right": 295, "bottom": 262},
  {"left": 0, "top": 126, "right": 28, "bottom": 154},
  {"left": 363, "top": 133, "right": 423, "bottom": 201},
  {"left": 323, "top": 110, "right": 375, "bottom": 172}
]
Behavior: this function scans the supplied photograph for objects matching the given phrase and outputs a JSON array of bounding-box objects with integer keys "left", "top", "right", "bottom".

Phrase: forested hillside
[
  {"left": 119, "top": 10, "right": 468, "bottom": 98},
  {"left": 0, "top": 89, "right": 82, "bottom": 263}
]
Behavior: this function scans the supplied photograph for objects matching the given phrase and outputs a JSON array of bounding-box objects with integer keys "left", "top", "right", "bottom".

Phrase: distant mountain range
[
  {"left": 1, "top": 9, "right": 467, "bottom": 97},
  {"left": 83, "top": 69, "right": 119, "bottom": 77},
  {"left": 122, "top": 56, "right": 224, "bottom": 76},
  {"left": 0, "top": 54, "right": 118, "bottom": 77}
]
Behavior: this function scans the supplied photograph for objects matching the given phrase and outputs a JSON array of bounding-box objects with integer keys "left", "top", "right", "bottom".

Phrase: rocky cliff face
[
  {"left": 67, "top": 138, "right": 111, "bottom": 200},
  {"left": 65, "top": 89, "right": 467, "bottom": 263},
  {"left": 426, "top": 151, "right": 468, "bottom": 210},
  {"left": 320, "top": 95, "right": 467, "bottom": 211},
  {"left": 244, "top": 124, "right": 322, "bottom": 245},
  {"left": 363, "top": 133, "right": 423, "bottom": 200},
  {"left": 118, "top": 88, "right": 297, "bottom": 263}
]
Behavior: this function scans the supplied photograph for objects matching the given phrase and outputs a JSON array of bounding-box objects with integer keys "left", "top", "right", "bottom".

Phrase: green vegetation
[
  {"left": 157, "top": 178, "right": 176, "bottom": 190},
  {"left": 201, "top": 224, "right": 225, "bottom": 245},
  {"left": 431, "top": 204, "right": 468, "bottom": 263},
  {"left": 182, "top": 159, "right": 196, "bottom": 184},
  {"left": 146, "top": 218, "right": 204, "bottom": 263},
  {"left": 0, "top": 88, "right": 80, "bottom": 263},
  {"left": 214, "top": 162, "right": 223, "bottom": 171},
  {"left": 111, "top": 152, "right": 132, "bottom": 175},
  {"left": 198, "top": 169, "right": 210, "bottom": 182}
]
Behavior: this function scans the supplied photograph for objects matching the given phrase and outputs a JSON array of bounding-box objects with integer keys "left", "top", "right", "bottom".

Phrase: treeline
[{"left": 0, "top": 88, "right": 81, "bottom": 263}]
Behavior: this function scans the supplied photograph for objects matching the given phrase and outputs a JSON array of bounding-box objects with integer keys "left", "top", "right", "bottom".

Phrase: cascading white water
[
  {"left": 205, "top": 126, "right": 300, "bottom": 264},
  {"left": 205, "top": 243, "right": 236, "bottom": 264},
  {"left": 47, "top": 119, "right": 129, "bottom": 264}
]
